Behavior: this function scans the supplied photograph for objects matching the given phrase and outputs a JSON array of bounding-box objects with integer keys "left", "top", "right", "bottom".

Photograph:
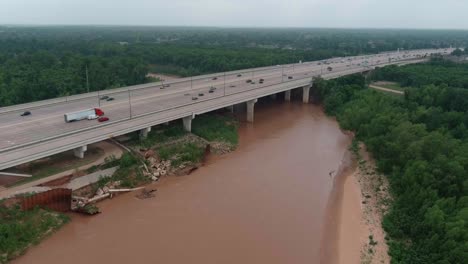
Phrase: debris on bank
[{"left": 136, "top": 188, "right": 157, "bottom": 199}]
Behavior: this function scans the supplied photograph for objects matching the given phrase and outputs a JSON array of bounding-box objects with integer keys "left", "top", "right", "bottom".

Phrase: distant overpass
[{"left": 0, "top": 48, "right": 453, "bottom": 170}]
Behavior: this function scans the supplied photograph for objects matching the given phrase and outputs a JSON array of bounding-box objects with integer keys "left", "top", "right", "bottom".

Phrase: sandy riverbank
[{"left": 334, "top": 143, "right": 391, "bottom": 264}]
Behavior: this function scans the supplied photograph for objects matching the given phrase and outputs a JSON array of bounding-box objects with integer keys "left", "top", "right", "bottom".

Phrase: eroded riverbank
[{"left": 12, "top": 101, "right": 357, "bottom": 264}]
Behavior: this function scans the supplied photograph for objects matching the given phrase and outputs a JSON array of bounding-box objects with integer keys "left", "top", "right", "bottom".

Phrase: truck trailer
[{"left": 64, "top": 108, "right": 104, "bottom": 123}]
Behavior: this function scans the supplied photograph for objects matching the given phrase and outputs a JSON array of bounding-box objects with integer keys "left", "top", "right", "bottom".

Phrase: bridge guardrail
[
  {"left": 0, "top": 57, "right": 430, "bottom": 155},
  {"left": 0, "top": 48, "right": 441, "bottom": 114}
]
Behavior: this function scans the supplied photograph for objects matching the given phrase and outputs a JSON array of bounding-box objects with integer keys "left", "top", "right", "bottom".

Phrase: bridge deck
[{"left": 0, "top": 48, "right": 452, "bottom": 170}]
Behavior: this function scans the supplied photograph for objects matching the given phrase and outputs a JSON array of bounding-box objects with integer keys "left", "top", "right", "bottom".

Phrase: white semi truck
[{"left": 64, "top": 108, "right": 104, "bottom": 122}]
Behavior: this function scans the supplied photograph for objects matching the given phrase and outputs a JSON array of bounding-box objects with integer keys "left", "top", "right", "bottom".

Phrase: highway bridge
[{"left": 0, "top": 48, "right": 453, "bottom": 170}]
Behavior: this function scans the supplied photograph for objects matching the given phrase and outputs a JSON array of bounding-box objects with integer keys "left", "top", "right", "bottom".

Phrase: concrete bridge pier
[
  {"left": 183, "top": 115, "right": 195, "bottom": 132},
  {"left": 303, "top": 84, "right": 312, "bottom": 104},
  {"left": 246, "top": 99, "right": 258, "bottom": 123},
  {"left": 285, "top": 90, "right": 291, "bottom": 101},
  {"left": 226, "top": 105, "right": 234, "bottom": 113},
  {"left": 140, "top": 127, "right": 151, "bottom": 139},
  {"left": 73, "top": 145, "right": 87, "bottom": 159}
]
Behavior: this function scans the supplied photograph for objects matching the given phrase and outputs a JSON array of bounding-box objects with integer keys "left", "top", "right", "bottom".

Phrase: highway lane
[
  {"left": 0, "top": 50, "right": 451, "bottom": 170},
  {"left": 0, "top": 49, "right": 443, "bottom": 148},
  {"left": 0, "top": 48, "right": 452, "bottom": 151}
]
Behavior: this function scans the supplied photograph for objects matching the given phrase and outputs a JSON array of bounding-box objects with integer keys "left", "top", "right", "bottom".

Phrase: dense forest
[
  {"left": 1, "top": 26, "right": 468, "bottom": 106},
  {"left": 315, "top": 60, "right": 468, "bottom": 263}
]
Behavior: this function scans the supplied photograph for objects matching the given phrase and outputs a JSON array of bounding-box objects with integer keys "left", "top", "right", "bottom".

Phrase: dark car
[
  {"left": 246, "top": 79, "right": 252, "bottom": 83},
  {"left": 20, "top": 111, "right": 31, "bottom": 116},
  {"left": 259, "top": 78, "right": 265, "bottom": 82},
  {"left": 327, "top": 67, "right": 333, "bottom": 71},
  {"left": 229, "top": 85, "right": 236, "bottom": 88},
  {"left": 212, "top": 77, "right": 218, "bottom": 80},
  {"left": 192, "top": 97, "right": 198, "bottom": 101},
  {"left": 237, "top": 74, "right": 242, "bottom": 77},
  {"left": 98, "top": 117, "right": 109, "bottom": 122},
  {"left": 106, "top": 97, "right": 114, "bottom": 101},
  {"left": 100, "top": 95, "right": 109, "bottom": 100},
  {"left": 288, "top": 76, "right": 293, "bottom": 79},
  {"left": 198, "top": 93, "right": 204, "bottom": 96}
]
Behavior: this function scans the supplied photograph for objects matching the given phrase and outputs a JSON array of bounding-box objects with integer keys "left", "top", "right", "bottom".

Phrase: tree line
[
  {"left": 1, "top": 26, "right": 467, "bottom": 106},
  {"left": 315, "top": 61, "right": 468, "bottom": 263}
]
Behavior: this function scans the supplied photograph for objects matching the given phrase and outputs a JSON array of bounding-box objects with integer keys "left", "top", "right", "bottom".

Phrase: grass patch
[
  {"left": 379, "top": 82, "right": 404, "bottom": 91},
  {"left": 192, "top": 114, "right": 239, "bottom": 145},
  {"left": 0, "top": 204, "right": 69, "bottom": 263},
  {"left": 96, "top": 153, "right": 149, "bottom": 189},
  {"left": 136, "top": 123, "right": 188, "bottom": 148},
  {"left": 158, "top": 143, "right": 205, "bottom": 167}
]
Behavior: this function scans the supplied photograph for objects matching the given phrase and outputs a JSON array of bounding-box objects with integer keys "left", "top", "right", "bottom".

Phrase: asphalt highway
[{"left": 0, "top": 48, "right": 452, "bottom": 160}]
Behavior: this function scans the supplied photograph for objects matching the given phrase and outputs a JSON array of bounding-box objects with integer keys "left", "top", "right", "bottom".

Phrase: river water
[{"left": 13, "top": 101, "right": 353, "bottom": 264}]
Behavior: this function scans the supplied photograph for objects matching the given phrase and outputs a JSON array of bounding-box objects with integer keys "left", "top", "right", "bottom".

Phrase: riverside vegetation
[
  {"left": 315, "top": 59, "right": 468, "bottom": 263},
  {"left": 0, "top": 204, "right": 69, "bottom": 263}
]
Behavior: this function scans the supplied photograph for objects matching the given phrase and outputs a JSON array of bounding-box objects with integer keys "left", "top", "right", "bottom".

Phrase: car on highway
[
  {"left": 209, "top": 87, "right": 216, "bottom": 93},
  {"left": 106, "top": 97, "right": 114, "bottom": 101},
  {"left": 100, "top": 95, "right": 109, "bottom": 100},
  {"left": 212, "top": 77, "right": 218, "bottom": 80},
  {"left": 198, "top": 93, "right": 204, "bottom": 96},
  {"left": 327, "top": 67, "right": 333, "bottom": 71},
  {"left": 237, "top": 74, "right": 242, "bottom": 77},
  {"left": 20, "top": 111, "right": 31, "bottom": 116},
  {"left": 259, "top": 78, "right": 265, "bottom": 82},
  {"left": 192, "top": 97, "right": 198, "bottom": 101},
  {"left": 229, "top": 85, "right": 236, "bottom": 88},
  {"left": 98, "top": 117, "right": 109, "bottom": 122},
  {"left": 246, "top": 79, "right": 252, "bottom": 83},
  {"left": 288, "top": 76, "right": 293, "bottom": 79}
]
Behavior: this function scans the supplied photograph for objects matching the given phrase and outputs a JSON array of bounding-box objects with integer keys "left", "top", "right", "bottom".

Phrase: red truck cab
[{"left": 94, "top": 108, "right": 104, "bottom": 116}]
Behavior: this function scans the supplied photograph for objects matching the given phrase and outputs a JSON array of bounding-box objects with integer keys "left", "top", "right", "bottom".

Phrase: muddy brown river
[{"left": 13, "top": 101, "right": 352, "bottom": 264}]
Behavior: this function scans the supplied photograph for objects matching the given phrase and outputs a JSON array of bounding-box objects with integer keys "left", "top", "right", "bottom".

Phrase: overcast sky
[{"left": 0, "top": 0, "right": 467, "bottom": 29}]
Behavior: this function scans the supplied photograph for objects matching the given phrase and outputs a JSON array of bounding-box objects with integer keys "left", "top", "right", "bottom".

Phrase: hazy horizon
[{"left": 1, "top": 0, "right": 468, "bottom": 30}]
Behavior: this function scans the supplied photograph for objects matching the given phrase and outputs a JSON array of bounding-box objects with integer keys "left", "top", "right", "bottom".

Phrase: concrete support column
[
  {"left": 140, "top": 127, "right": 151, "bottom": 139},
  {"left": 246, "top": 99, "right": 258, "bottom": 123},
  {"left": 73, "top": 145, "right": 87, "bottom": 159},
  {"left": 183, "top": 115, "right": 194, "bottom": 132},
  {"left": 303, "top": 85, "right": 311, "bottom": 104},
  {"left": 285, "top": 90, "right": 291, "bottom": 101}
]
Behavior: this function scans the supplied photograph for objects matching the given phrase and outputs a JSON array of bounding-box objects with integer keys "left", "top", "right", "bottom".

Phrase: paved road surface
[
  {"left": 369, "top": 84, "right": 404, "bottom": 95},
  {"left": 0, "top": 48, "right": 453, "bottom": 170}
]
